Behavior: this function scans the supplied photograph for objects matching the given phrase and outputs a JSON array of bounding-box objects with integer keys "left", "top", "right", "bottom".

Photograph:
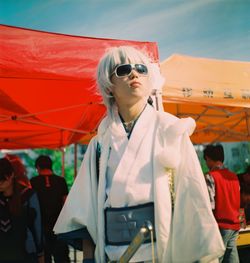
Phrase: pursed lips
[{"left": 129, "top": 80, "right": 141, "bottom": 87}]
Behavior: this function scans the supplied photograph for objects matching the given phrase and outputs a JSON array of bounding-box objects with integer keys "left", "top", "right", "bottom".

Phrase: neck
[
  {"left": 118, "top": 100, "right": 147, "bottom": 123},
  {"left": 38, "top": 169, "right": 53, "bottom": 175},
  {"left": 210, "top": 162, "right": 224, "bottom": 171}
]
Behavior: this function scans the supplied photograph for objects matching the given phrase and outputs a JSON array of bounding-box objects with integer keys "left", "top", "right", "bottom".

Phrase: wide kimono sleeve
[
  {"left": 156, "top": 115, "right": 225, "bottom": 263},
  {"left": 168, "top": 120, "right": 225, "bottom": 262},
  {"left": 53, "top": 137, "right": 99, "bottom": 244}
]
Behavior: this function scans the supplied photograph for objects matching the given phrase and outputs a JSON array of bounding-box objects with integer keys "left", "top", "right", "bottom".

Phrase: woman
[
  {"left": 54, "top": 46, "right": 224, "bottom": 262},
  {"left": 0, "top": 157, "right": 44, "bottom": 263},
  {"left": 5, "top": 154, "right": 31, "bottom": 188}
]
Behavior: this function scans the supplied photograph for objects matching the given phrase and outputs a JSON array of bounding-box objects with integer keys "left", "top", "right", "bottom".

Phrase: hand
[
  {"left": 38, "top": 254, "right": 45, "bottom": 263},
  {"left": 82, "top": 239, "right": 95, "bottom": 259}
]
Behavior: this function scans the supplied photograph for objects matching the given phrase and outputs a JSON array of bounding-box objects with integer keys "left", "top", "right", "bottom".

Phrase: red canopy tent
[{"left": 0, "top": 25, "right": 159, "bottom": 149}]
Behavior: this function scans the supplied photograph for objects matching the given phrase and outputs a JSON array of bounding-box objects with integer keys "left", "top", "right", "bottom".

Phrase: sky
[{"left": 1, "top": 0, "right": 250, "bottom": 62}]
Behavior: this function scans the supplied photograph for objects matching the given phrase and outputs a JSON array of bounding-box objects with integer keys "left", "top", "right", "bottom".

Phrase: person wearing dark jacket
[
  {"left": 0, "top": 157, "right": 44, "bottom": 263},
  {"left": 31, "top": 155, "right": 70, "bottom": 263}
]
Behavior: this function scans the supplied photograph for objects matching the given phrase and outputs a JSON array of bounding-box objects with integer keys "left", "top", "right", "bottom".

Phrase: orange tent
[
  {"left": 0, "top": 25, "right": 158, "bottom": 149},
  {"left": 161, "top": 54, "right": 250, "bottom": 144}
]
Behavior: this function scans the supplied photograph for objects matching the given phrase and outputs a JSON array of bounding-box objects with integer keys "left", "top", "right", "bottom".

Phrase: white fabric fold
[
  {"left": 107, "top": 105, "right": 155, "bottom": 208},
  {"left": 54, "top": 105, "right": 225, "bottom": 263}
]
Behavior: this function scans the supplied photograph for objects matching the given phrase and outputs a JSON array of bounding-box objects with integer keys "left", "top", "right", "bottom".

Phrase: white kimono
[{"left": 54, "top": 104, "right": 225, "bottom": 263}]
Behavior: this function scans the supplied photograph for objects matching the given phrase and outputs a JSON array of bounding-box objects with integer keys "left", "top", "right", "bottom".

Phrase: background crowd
[{"left": 0, "top": 148, "right": 249, "bottom": 263}]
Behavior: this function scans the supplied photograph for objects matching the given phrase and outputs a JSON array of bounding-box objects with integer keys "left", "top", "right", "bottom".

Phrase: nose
[{"left": 129, "top": 69, "right": 139, "bottom": 79}]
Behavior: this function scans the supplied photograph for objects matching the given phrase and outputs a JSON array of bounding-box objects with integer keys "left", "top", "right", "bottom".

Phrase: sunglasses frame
[{"left": 111, "top": 63, "right": 148, "bottom": 78}]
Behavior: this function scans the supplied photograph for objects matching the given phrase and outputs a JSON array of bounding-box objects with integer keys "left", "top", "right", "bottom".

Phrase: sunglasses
[{"left": 112, "top": 63, "right": 148, "bottom": 78}]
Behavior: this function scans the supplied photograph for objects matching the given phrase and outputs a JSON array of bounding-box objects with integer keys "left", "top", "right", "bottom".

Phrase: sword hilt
[{"left": 109, "top": 220, "right": 154, "bottom": 263}]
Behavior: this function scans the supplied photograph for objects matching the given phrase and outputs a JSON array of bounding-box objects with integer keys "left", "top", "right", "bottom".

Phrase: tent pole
[
  {"left": 61, "top": 148, "right": 65, "bottom": 177},
  {"left": 74, "top": 143, "right": 78, "bottom": 178},
  {"left": 246, "top": 109, "right": 250, "bottom": 136},
  {"left": 73, "top": 143, "right": 78, "bottom": 263},
  {"left": 152, "top": 89, "right": 163, "bottom": 112}
]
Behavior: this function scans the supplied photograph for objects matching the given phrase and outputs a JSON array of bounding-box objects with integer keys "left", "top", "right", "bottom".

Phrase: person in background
[
  {"left": 31, "top": 155, "right": 70, "bottom": 263},
  {"left": 204, "top": 144, "right": 241, "bottom": 263},
  {"left": 0, "top": 157, "right": 44, "bottom": 263},
  {"left": 239, "top": 165, "right": 250, "bottom": 225},
  {"left": 5, "top": 153, "right": 31, "bottom": 188},
  {"left": 54, "top": 46, "right": 224, "bottom": 263}
]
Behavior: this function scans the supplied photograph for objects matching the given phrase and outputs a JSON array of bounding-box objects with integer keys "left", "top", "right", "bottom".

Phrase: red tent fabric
[{"left": 0, "top": 25, "right": 159, "bottom": 149}]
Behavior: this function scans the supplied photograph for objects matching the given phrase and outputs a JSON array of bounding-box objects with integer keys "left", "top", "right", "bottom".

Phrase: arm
[
  {"left": 61, "top": 177, "right": 69, "bottom": 205},
  {"left": 28, "top": 192, "right": 44, "bottom": 259},
  {"left": 54, "top": 138, "right": 99, "bottom": 262},
  {"left": 82, "top": 239, "right": 95, "bottom": 262},
  {"left": 168, "top": 132, "right": 224, "bottom": 262}
]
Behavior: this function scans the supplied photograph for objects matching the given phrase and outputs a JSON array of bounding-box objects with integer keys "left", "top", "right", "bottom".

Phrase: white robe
[{"left": 54, "top": 104, "right": 225, "bottom": 263}]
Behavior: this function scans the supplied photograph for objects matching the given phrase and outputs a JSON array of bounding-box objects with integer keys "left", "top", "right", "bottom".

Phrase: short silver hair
[{"left": 96, "top": 46, "right": 154, "bottom": 110}]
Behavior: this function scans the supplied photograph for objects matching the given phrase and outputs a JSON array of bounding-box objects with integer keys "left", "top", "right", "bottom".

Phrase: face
[
  {"left": 205, "top": 156, "right": 215, "bottom": 170},
  {"left": 110, "top": 62, "right": 151, "bottom": 106},
  {"left": 0, "top": 175, "right": 13, "bottom": 192}
]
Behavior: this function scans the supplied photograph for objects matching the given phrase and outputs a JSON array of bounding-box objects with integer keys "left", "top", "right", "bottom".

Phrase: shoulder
[
  {"left": 225, "top": 169, "right": 239, "bottom": 180},
  {"left": 209, "top": 169, "right": 228, "bottom": 180},
  {"left": 21, "top": 187, "right": 36, "bottom": 203},
  {"left": 30, "top": 175, "right": 41, "bottom": 184},
  {"left": 156, "top": 111, "right": 196, "bottom": 137},
  {"left": 54, "top": 175, "right": 68, "bottom": 184},
  {"left": 97, "top": 115, "right": 109, "bottom": 137},
  {"left": 30, "top": 176, "right": 43, "bottom": 189}
]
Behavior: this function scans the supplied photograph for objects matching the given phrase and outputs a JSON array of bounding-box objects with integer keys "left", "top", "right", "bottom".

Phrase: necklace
[
  {"left": 124, "top": 120, "right": 135, "bottom": 127},
  {"left": 120, "top": 106, "right": 145, "bottom": 134},
  {"left": 123, "top": 120, "right": 135, "bottom": 132}
]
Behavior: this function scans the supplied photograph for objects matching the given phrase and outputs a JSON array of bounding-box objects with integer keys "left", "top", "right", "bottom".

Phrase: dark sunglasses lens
[
  {"left": 116, "top": 64, "right": 132, "bottom": 77},
  {"left": 135, "top": 64, "right": 148, "bottom": 74}
]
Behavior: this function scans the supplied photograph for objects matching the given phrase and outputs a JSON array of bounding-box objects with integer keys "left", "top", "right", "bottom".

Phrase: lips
[{"left": 130, "top": 81, "right": 141, "bottom": 87}]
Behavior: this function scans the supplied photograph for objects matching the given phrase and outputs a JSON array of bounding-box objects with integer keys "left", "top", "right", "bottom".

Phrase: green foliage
[
  {"left": 200, "top": 158, "right": 209, "bottom": 174},
  {"left": 64, "top": 165, "right": 75, "bottom": 189}
]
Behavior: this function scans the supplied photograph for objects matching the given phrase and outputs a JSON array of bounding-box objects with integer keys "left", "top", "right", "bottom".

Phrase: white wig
[{"left": 96, "top": 46, "right": 162, "bottom": 111}]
